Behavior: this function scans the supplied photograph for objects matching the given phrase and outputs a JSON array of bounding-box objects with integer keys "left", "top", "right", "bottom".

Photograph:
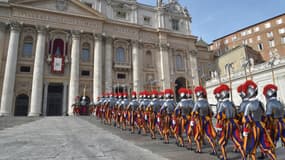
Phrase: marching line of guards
[{"left": 90, "top": 80, "right": 285, "bottom": 160}]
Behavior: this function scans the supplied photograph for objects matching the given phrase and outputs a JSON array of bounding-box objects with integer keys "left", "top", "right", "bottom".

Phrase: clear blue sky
[{"left": 138, "top": 0, "right": 285, "bottom": 43}]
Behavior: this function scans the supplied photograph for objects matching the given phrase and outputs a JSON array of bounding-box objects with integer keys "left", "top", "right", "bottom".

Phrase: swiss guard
[
  {"left": 263, "top": 84, "right": 285, "bottom": 147},
  {"left": 120, "top": 93, "right": 130, "bottom": 131},
  {"left": 191, "top": 86, "right": 217, "bottom": 154},
  {"left": 242, "top": 80, "right": 276, "bottom": 160},
  {"left": 128, "top": 91, "right": 140, "bottom": 134},
  {"left": 185, "top": 88, "right": 195, "bottom": 150},
  {"left": 156, "top": 91, "right": 165, "bottom": 139},
  {"left": 216, "top": 84, "right": 245, "bottom": 160},
  {"left": 160, "top": 89, "right": 176, "bottom": 144},
  {"left": 147, "top": 90, "right": 160, "bottom": 139},
  {"left": 175, "top": 88, "right": 194, "bottom": 147}
]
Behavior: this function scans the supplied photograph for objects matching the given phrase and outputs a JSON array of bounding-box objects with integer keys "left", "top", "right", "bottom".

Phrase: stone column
[
  {"left": 42, "top": 82, "right": 48, "bottom": 116},
  {"left": 105, "top": 37, "right": 113, "bottom": 92},
  {"left": 29, "top": 26, "right": 46, "bottom": 116},
  {"left": 62, "top": 82, "right": 68, "bottom": 116},
  {"left": 0, "top": 23, "right": 6, "bottom": 77},
  {"left": 189, "top": 50, "right": 199, "bottom": 86},
  {"left": 0, "top": 23, "right": 21, "bottom": 116},
  {"left": 132, "top": 40, "right": 140, "bottom": 92},
  {"left": 159, "top": 44, "right": 171, "bottom": 90},
  {"left": 93, "top": 34, "right": 102, "bottom": 100},
  {"left": 68, "top": 31, "right": 80, "bottom": 115}
]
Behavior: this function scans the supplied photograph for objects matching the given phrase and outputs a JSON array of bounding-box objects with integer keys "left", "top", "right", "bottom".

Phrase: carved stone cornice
[{"left": 159, "top": 43, "right": 170, "bottom": 51}]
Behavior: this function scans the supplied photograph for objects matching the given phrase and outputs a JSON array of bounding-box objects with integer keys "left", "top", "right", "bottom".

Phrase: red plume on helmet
[
  {"left": 158, "top": 91, "right": 164, "bottom": 96},
  {"left": 178, "top": 88, "right": 188, "bottom": 94},
  {"left": 213, "top": 86, "right": 221, "bottom": 95},
  {"left": 131, "top": 91, "right": 136, "bottom": 96},
  {"left": 152, "top": 90, "right": 159, "bottom": 96},
  {"left": 219, "top": 84, "right": 230, "bottom": 92},
  {"left": 164, "top": 89, "right": 174, "bottom": 95},
  {"left": 194, "top": 86, "right": 207, "bottom": 95},
  {"left": 263, "top": 84, "right": 278, "bottom": 96},
  {"left": 187, "top": 89, "right": 193, "bottom": 95},
  {"left": 244, "top": 80, "right": 257, "bottom": 90},
  {"left": 237, "top": 84, "right": 244, "bottom": 93}
]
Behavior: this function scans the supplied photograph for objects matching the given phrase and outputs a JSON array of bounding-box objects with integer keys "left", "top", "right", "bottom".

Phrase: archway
[
  {"left": 14, "top": 94, "right": 29, "bottom": 116},
  {"left": 175, "top": 77, "right": 186, "bottom": 101}
]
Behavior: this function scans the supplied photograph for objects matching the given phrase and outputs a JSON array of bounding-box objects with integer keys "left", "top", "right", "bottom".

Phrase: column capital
[
  {"left": 9, "top": 21, "right": 21, "bottom": 31},
  {"left": 71, "top": 30, "right": 80, "bottom": 39},
  {"left": 93, "top": 33, "right": 103, "bottom": 41},
  {"left": 36, "top": 25, "right": 47, "bottom": 34},
  {"left": 189, "top": 49, "right": 198, "bottom": 56},
  {"left": 105, "top": 36, "right": 113, "bottom": 44},
  {"left": 159, "top": 43, "right": 170, "bottom": 51}
]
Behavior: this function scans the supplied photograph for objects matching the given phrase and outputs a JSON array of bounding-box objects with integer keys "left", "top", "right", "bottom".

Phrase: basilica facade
[{"left": 0, "top": 0, "right": 205, "bottom": 116}]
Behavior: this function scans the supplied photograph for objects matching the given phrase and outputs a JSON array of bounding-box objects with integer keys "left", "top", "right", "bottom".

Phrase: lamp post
[{"left": 225, "top": 63, "right": 233, "bottom": 101}]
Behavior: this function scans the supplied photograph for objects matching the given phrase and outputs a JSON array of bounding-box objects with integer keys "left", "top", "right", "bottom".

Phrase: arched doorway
[
  {"left": 14, "top": 94, "right": 29, "bottom": 116},
  {"left": 175, "top": 77, "right": 186, "bottom": 101}
]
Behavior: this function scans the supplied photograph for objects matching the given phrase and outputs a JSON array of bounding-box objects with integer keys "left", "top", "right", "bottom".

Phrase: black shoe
[
  {"left": 257, "top": 154, "right": 265, "bottom": 159},
  {"left": 210, "top": 151, "right": 217, "bottom": 156}
]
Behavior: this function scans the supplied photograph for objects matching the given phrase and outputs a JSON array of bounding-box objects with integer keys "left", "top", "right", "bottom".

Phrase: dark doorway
[
  {"left": 47, "top": 83, "right": 63, "bottom": 116},
  {"left": 114, "top": 86, "right": 127, "bottom": 93},
  {"left": 175, "top": 77, "right": 186, "bottom": 101},
  {"left": 14, "top": 94, "right": 29, "bottom": 116}
]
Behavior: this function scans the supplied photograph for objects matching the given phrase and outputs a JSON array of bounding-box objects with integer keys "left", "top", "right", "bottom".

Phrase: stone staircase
[{"left": 0, "top": 116, "right": 41, "bottom": 130}]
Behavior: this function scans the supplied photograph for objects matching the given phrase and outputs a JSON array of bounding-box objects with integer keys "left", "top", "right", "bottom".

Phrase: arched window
[
  {"left": 175, "top": 55, "right": 184, "bottom": 70},
  {"left": 22, "top": 36, "right": 33, "bottom": 58},
  {"left": 116, "top": 47, "right": 126, "bottom": 63},
  {"left": 52, "top": 39, "right": 64, "bottom": 56},
  {"left": 14, "top": 94, "right": 29, "bottom": 116},
  {"left": 145, "top": 50, "right": 153, "bottom": 67},
  {"left": 81, "top": 43, "right": 90, "bottom": 62}
]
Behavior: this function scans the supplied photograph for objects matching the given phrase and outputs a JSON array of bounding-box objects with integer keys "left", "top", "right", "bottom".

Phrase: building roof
[{"left": 213, "top": 12, "right": 285, "bottom": 42}]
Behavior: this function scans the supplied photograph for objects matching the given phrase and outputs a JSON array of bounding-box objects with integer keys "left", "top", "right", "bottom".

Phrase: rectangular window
[
  {"left": 23, "top": 42, "right": 33, "bottom": 57},
  {"left": 279, "top": 28, "right": 285, "bottom": 34},
  {"left": 81, "top": 70, "right": 90, "bottom": 76},
  {"left": 84, "top": 2, "right": 92, "bottom": 8},
  {"left": 247, "top": 29, "right": 252, "bottom": 35},
  {"left": 172, "top": 19, "right": 179, "bottom": 31},
  {"left": 117, "top": 73, "right": 126, "bottom": 79},
  {"left": 281, "top": 37, "right": 285, "bottom": 44},
  {"left": 276, "top": 18, "right": 283, "bottom": 25},
  {"left": 242, "top": 39, "right": 248, "bottom": 45},
  {"left": 257, "top": 43, "right": 263, "bottom": 51},
  {"left": 254, "top": 27, "right": 260, "bottom": 32},
  {"left": 267, "top": 31, "right": 274, "bottom": 38},
  {"left": 143, "top": 16, "right": 151, "bottom": 25},
  {"left": 224, "top": 39, "right": 228, "bottom": 44},
  {"left": 116, "top": 11, "right": 126, "bottom": 19},
  {"left": 249, "top": 38, "right": 253, "bottom": 43},
  {"left": 269, "top": 40, "right": 275, "bottom": 48},
  {"left": 257, "top": 35, "right": 261, "bottom": 41},
  {"left": 241, "top": 31, "right": 246, "bottom": 36},
  {"left": 265, "top": 22, "right": 271, "bottom": 28},
  {"left": 81, "top": 48, "right": 90, "bottom": 62},
  {"left": 232, "top": 35, "right": 237, "bottom": 41},
  {"left": 20, "top": 66, "right": 31, "bottom": 72}
]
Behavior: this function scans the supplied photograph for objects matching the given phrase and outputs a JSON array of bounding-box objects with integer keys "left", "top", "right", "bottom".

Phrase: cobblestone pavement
[
  {"left": 82, "top": 116, "right": 285, "bottom": 160},
  {"left": 0, "top": 117, "right": 167, "bottom": 160},
  {"left": 0, "top": 116, "right": 284, "bottom": 160}
]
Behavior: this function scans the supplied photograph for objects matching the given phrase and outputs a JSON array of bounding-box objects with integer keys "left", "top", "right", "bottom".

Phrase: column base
[
  {"left": 0, "top": 112, "right": 11, "bottom": 117},
  {"left": 28, "top": 112, "right": 41, "bottom": 117}
]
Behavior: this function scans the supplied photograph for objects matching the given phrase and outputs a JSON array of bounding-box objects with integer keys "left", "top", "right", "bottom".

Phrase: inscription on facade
[
  {"left": 104, "top": 25, "right": 138, "bottom": 39},
  {"left": 12, "top": 8, "right": 99, "bottom": 29}
]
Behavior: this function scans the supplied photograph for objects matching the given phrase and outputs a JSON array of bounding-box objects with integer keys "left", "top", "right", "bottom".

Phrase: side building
[
  {"left": 0, "top": 0, "right": 207, "bottom": 116},
  {"left": 210, "top": 13, "right": 285, "bottom": 61}
]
